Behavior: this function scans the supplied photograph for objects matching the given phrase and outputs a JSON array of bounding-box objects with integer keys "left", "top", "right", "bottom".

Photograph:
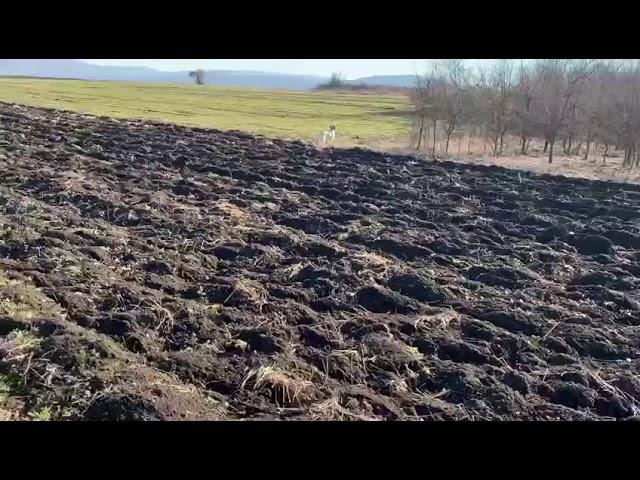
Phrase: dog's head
[{"left": 329, "top": 125, "right": 336, "bottom": 131}]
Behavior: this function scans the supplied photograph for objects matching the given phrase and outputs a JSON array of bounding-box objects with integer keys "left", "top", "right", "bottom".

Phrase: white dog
[{"left": 321, "top": 125, "right": 336, "bottom": 146}]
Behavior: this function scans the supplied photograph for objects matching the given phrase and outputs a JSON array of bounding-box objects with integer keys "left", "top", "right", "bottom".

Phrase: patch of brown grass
[
  {"left": 242, "top": 364, "right": 317, "bottom": 407},
  {"left": 400, "top": 134, "right": 640, "bottom": 185},
  {"left": 225, "top": 278, "right": 268, "bottom": 310},
  {"left": 97, "top": 363, "right": 229, "bottom": 420},
  {"left": 279, "top": 261, "right": 309, "bottom": 280},
  {"left": 352, "top": 250, "right": 394, "bottom": 279},
  {"left": 414, "top": 310, "right": 461, "bottom": 331},
  {"left": 0, "top": 406, "right": 20, "bottom": 420},
  {"left": 326, "top": 348, "right": 367, "bottom": 382},
  {"left": 213, "top": 200, "right": 250, "bottom": 223},
  {"left": 307, "top": 396, "right": 376, "bottom": 421}
]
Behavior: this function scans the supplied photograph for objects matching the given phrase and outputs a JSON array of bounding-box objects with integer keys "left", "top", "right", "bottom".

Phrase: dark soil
[{"left": 2, "top": 102, "right": 640, "bottom": 420}]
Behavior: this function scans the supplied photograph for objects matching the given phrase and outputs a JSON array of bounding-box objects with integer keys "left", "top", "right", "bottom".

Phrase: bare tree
[
  {"left": 575, "top": 61, "right": 612, "bottom": 160},
  {"left": 616, "top": 61, "right": 640, "bottom": 168},
  {"left": 410, "top": 75, "right": 432, "bottom": 151},
  {"left": 407, "top": 59, "right": 640, "bottom": 173},
  {"left": 535, "top": 59, "right": 595, "bottom": 163},
  {"left": 477, "top": 60, "right": 515, "bottom": 156},
  {"left": 435, "top": 60, "right": 468, "bottom": 155},
  {"left": 562, "top": 100, "right": 579, "bottom": 155},
  {"left": 189, "top": 69, "right": 205, "bottom": 85},
  {"left": 410, "top": 71, "right": 444, "bottom": 156},
  {"left": 513, "top": 61, "right": 539, "bottom": 154}
]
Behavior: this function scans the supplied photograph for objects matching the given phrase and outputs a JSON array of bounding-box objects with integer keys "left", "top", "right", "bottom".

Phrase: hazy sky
[{"left": 82, "top": 59, "right": 488, "bottom": 79}]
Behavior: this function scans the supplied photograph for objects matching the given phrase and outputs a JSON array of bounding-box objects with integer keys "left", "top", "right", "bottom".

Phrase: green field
[{"left": 0, "top": 78, "right": 411, "bottom": 146}]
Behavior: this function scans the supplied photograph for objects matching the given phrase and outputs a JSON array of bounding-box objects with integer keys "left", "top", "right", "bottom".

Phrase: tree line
[{"left": 410, "top": 59, "right": 640, "bottom": 167}]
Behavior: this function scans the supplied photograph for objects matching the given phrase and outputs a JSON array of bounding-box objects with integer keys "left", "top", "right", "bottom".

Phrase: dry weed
[
  {"left": 225, "top": 278, "right": 268, "bottom": 311},
  {"left": 242, "top": 365, "right": 316, "bottom": 407},
  {"left": 414, "top": 310, "right": 461, "bottom": 331},
  {"left": 213, "top": 200, "right": 250, "bottom": 223},
  {"left": 307, "top": 396, "right": 376, "bottom": 421}
]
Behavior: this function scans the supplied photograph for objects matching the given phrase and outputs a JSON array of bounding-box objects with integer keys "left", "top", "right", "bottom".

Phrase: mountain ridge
[{"left": 0, "top": 60, "right": 416, "bottom": 90}]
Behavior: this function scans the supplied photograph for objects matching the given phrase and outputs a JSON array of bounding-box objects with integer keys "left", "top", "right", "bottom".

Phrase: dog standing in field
[{"left": 321, "top": 125, "right": 336, "bottom": 147}]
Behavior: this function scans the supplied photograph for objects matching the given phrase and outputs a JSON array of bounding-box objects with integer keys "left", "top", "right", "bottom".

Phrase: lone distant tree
[
  {"left": 189, "top": 69, "right": 205, "bottom": 85},
  {"left": 327, "top": 72, "right": 345, "bottom": 88},
  {"left": 315, "top": 72, "right": 348, "bottom": 90}
]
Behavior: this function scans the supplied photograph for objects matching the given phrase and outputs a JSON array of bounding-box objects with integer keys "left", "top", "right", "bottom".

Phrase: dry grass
[
  {"left": 279, "top": 261, "right": 309, "bottom": 280},
  {"left": 588, "top": 370, "right": 640, "bottom": 416},
  {"left": 0, "top": 299, "right": 36, "bottom": 321},
  {"left": 0, "top": 406, "right": 20, "bottom": 420},
  {"left": 405, "top": 134, "right": 640, "bottom": 184},
  {"left": 381, "top": 341, "right": 423, "bottom": 363},
  {"left": 326, "top": 349, "right": 367, "bottom": 382},
  {"left": 272, "top": 224, "right": 308, "bottom": 244},
  {"left": 2, "top": 330, "right": 39, "bottom": 356},
  {"left": 0, "top": 274, "right": 63, "bottom": 322},
  {"left": 352, "top": 251, "right": 393, "bottom": 269},
  {"left": 414, "top": 310, "right": 461, "bottom": 332},
  {"left": 0, "top": 331, "right": 41, "bottom": 420},
  {"left": 213, "top": 200, "right": 251, "bottom": 223},
  {"left": 307, "top": 396, "right": 376, "bottom": 421},
  {"left": 448, "top": 152, "right": 640, "bottom": 184},
  {"left": 204, "top": 303, "right": 224, "bottom": 319},
  {"left": 352, "top": 251, "right": 394, "bottom": 282},
  {"left": 225, "top": 278, "right": 268, "bottom": 311},
  {"left": 241, "top": 364, "right": 316, "bottom": 407},
  {"left": 98, "top": 363, "right": 229, "bottom": 420}
]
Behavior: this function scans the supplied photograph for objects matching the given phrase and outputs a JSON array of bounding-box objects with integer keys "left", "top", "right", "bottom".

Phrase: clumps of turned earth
[{"left": 1, "top": 102, "right": 640, "bottom": 420}]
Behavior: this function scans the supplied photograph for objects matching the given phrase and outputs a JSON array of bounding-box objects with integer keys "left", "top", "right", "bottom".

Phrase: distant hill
[
  {"left": 0, "top": 60, "right": 416, "bottom": 90},
  {"left": 348, "top": 75, "right": 417, "bottom": 88},
  {"left": 0, "top": 60, "right": 182, "bottom": 82}
]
